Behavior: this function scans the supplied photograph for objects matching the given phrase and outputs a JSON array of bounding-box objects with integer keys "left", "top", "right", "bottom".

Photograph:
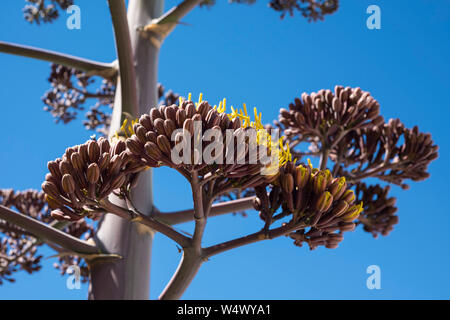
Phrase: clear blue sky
[{"left": 0, "top": 0, "right": 449, "bottom": 299}]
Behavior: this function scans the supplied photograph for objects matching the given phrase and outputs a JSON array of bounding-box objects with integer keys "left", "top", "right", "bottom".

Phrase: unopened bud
[
  {"left": 98, "top": 137, "right": 110, "bottom": 154},
  {"left": 164, "top": 119, "right": 176, "bottom": 138},
  {"left": 70, "top": 152, "right": 84, "bottom": 171},
  {"left": 42, "top": 181, "right": 60, "bottom": 199},
  {"left": 157, "top": 135, "right": 171, "bottom": 155},
  {"left": 112, "top": 140, "right": 126, "bottom": 155},
  {"left": 150, "top": 108, "right": 161, "bottom": 123},
  {"left": 110, "top": 174, "right": 126, "bottom": 190},
  {"left": 98, "top": 152, "right": 110, "bottom": 171},
  {"left": 87, "top": 163, "right": 100, "bottom": 184},
  {"left": 47, "top": 161, "right": 61, "bottom": 179},
  {"left": 339, "top": 222, "right": 356, "bottom": 232},
  {"left": 126, "top": 137, "right": 143, "bottom": 156},
  {"left": 144, "top": 142, "right": 162, "bottom": 160},
  {"left": 153, "top": 118, "right": 165, "bottom": 136},
  {"left": 164, "top": 106, "right": 176, "bottom": 122},
  {"left": 176, "top": 109, "right": 187, "bottom": 127},
  {"left": 183, "top": 118, "right": 194, "bottom": 136},
  {"left": 61, "top": 174, "right": 75, "bottom": 194},
  {"left": 87, "top": 140, "right": 100, "bottom": 163}
]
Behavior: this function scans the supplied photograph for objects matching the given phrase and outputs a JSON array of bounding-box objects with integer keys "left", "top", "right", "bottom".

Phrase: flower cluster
[
  {"left": 0, "top": 189, "right": 50, "bottom": 284},
  {"left": 274, "top": 85, "right": 438, "bottom": 243},
  {"left": 278, "top": 86, "right": 383, "bottom": 152},
  {"left": 43, "top": 63, "right": 93, "bottom": 124},
  {"left": 23, "top": 0, "right": 73, "bottom": 24},
  {"left": 354, "top": 183, "right": 398, "bottom": 238},
  {"left": 43, "top": 63, "right": 115, "bottom": 135},
  {"left": 157, "top": 84, "right": 181, "bottom": 107},
  {"left": 199, "top": 0, "right": 338, "bottom": 21},
  {"left": 253, "top": 160, "right": 363, "bottom": 250},
  {"left": 83, "top": 80, "right": 116, "bottom": 135},
  {"left": 331, "top": 118, "right": 438, "bottom": 188},
  {"left": 0, "top": 189, "right": 93, "bottom": 284},
  {"left": 43, "top": 64, "right": 182, "bottom": 136},
  {"left": 269, "top": 0, "right": 339, "bottom": 20},
  {"left": 0, "top": 189, "right": 50, "bottom": 223},
  {"left": 42, "top": 137, "right": 145, "bottom": 221},
  {"left": 124, "top": 95, "right": 291, "bottom": 191}
]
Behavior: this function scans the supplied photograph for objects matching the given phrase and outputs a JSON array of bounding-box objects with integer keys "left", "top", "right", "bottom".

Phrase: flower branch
[
  {"left": 140, "top": 0, "right": 204, "bottom": 45},
  {"left": 154, "top": 196, "right": 256, "bottom": 225},
  {"left": 99, "top": 198, "right": 191, "bottom": 248},
  {"left": 107, "top": 0, "right": 138, "bottom": 119},
  {"left": 0, "top": 41, "right": 116, "bottom": 78},
  {"left": 0, "top": 205, "right": 99, "bottom": 255},
  {"left": 203, "top": 221, "right": 307, "bottom": 259}
]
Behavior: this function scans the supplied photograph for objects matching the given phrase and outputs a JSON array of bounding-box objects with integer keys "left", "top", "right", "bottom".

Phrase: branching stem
[
  {"left": 155, "top": 196, "right": 256, "bottom": 225},
  {"left": 107, "top": 0, "right": 138, "bottom": 120},
  {"left": 140, "top": 0, "right": 204, "bottom": 44},
  {"left": 203, "top": 222, "right": 307, "bottom": 259},
  {"left": 99, "top": 198, "right": 191, "bottom": 248},
  {"left": 0, "top": 41, "right": 116, "bottom": 78},
  {"left": 0, "top": 205, "right": 99, "bottom": 255}
]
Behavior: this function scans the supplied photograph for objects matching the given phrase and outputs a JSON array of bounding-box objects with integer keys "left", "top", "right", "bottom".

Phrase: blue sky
[{"left": 0, "top": 0, "right": 449, "bottom": 299}]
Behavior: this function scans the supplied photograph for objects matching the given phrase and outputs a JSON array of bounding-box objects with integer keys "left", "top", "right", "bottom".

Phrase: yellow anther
[
  {"left": 218, "top": 100, "right": 226, "bottom": 113},
  {"left": 242, "top": 103, "right": 249, "bottom": 118}
]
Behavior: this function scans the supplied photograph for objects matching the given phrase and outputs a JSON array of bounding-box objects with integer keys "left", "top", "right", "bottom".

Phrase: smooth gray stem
[
  {"left": 128, "top": 0, "right": 163, "bottom": 116},
  {"left": 0, "top": 205, "right": 98, "bottom": 255},
  {"left": 159, "top": 248, "right": 203, "bottom": 300},
  {"left": 0, "top": 41, "right": 116, "bottom": 78},
  {"left": 88, "top": 0, "right": 164, "bottom": 300},
  {"left": 155, "top": 196, "right": 256, "bottom": 225}
]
